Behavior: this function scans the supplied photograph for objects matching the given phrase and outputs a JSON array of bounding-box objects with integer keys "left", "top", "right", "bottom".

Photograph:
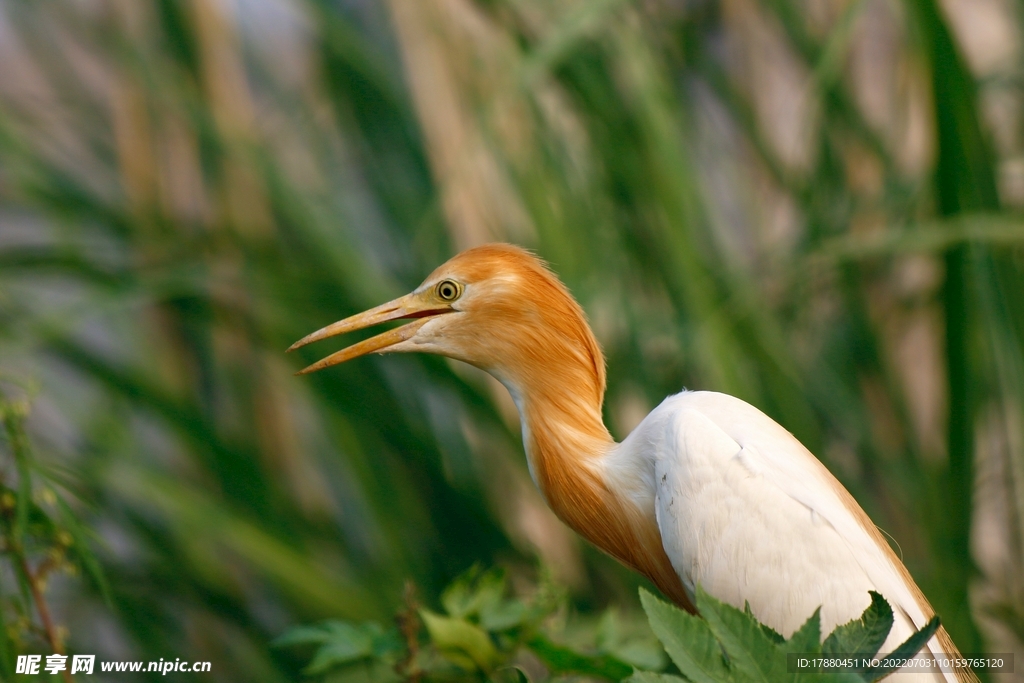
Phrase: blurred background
[{"left": 1, "top": 0, "right": 1023, "bottom": 679}]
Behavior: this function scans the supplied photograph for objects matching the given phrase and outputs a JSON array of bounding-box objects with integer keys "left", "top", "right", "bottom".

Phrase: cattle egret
[{"left": 290, "top": 244, "right": 973, "bottom": 682}]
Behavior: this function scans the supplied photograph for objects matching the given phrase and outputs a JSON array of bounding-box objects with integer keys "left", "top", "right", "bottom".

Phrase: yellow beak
[{"left": 287, "top": 293, "right": 450, "bottom": 375}]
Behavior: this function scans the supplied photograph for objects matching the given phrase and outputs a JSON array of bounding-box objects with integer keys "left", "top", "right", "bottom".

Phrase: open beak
[{"left": 288, "top": 293, "right": 450, "bottom": 375}]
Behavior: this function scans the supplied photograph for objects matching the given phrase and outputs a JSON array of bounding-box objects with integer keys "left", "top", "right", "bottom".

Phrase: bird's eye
[{"left": 435, "top": 279, "right": 462, "bottom": 302}]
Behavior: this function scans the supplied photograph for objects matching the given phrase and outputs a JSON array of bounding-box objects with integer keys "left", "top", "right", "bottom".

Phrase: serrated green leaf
[
  {"left": 420, "top": 609, "right": 499, "bottom": 671},
  {"left": 784, "top": 608, "right": 822, "bottom": 654},
  {"left": 780, "top": 608, "right": 824, "bottom": 683},
  {"left": 862, "top": 617, "right": 940, "bottom": 682},
  {"left": 695, "top": 585, "right": 784, "bottom": 683},
  {"left": 822, "top": 592, "right": 892, "bottom": 658},
  {"left": 639, "top": 588, "right": 731, "bottom": 683},
  {"left": 746, "top": 603, "right": 785, "bottom": 644}
]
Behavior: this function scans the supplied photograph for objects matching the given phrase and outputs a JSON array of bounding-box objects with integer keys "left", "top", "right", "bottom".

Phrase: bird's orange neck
[{"left": 502, "top": 355, "right": 694, "bottom": 611}]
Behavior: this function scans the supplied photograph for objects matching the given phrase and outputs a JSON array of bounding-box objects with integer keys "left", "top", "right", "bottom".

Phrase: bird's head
[{"left": 289, "top": 243, "right": 606, "bottom": 405}]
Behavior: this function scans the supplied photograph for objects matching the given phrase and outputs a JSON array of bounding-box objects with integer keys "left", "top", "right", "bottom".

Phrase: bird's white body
[{"left": 600, "top": 390, "right": 953, "bottom": 681}]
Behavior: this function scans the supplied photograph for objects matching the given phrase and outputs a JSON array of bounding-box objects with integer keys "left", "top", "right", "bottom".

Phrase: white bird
[{"left": 290, "top": 243, "right": 974, "bottom": 682}]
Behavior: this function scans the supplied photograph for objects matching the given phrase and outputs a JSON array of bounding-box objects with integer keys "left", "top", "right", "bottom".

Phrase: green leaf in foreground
[
  {"left": 745, "top": 603, "right": 785, "bottom": 645},
  {"left": 638, "top": 586, "right": 942, "bottom": 683},
  {"left": 778, "top": 609, "right": 824, "bottom": 683},
  {"left": 439, "top": 565, "right": 529, "bottom": 631},
  {"left": 638, "top": 588, "right": 732, "bottom": 683},
  {"left": 861, "top": 616, "right": 941, "bottom": 682},
  {"left": 822, "top": 591, "right": 892, "bottom": 659},
  {"left": 697, "top": 585, "right": 788, "bottom": 682},
  {"left": 419, "top": 609, "right": 500, "bottom": 671}
]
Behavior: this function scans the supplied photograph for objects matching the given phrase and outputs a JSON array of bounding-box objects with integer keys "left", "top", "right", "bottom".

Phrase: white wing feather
[{"left": 610, "top": 390, "right": 955, "bottom": 682}]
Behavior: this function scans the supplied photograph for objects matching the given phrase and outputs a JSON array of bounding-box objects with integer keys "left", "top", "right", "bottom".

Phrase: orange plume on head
[{"left": 424, "top": 244, "right": 608, "bottom": 409}]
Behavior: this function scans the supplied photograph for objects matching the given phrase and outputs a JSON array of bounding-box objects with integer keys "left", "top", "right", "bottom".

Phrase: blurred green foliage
[
  {"left": 276, "top": 566, "right": 940, "bottom": 683},
  {"left": 0, "top": 384, "right": 109, "bottom": 682},
  {"left": 276, "top": 566, "right": 656, "bottom": 682},
  {"left": 0, "top": 0, "right": 1022, "bottom": 679}
]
